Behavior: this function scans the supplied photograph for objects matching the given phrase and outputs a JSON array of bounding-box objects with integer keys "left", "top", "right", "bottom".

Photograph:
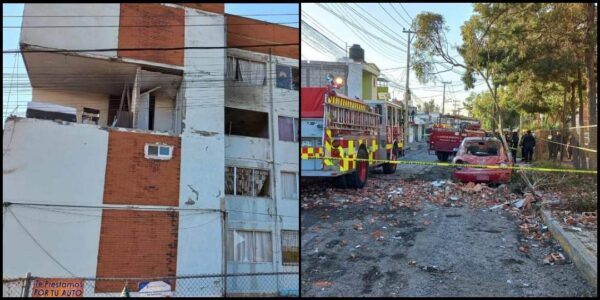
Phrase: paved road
[{"left": 300, "top": 142, "right": 597, "bottom": 297}]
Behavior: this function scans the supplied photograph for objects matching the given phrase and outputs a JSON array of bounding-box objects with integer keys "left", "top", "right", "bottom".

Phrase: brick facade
[
  {"left": 118, "top": 3, "right": 185, "bottom": 66},
  {"left": 95, "top": 210, "right": 178, "bottom": 293},
  {"left": 226, "top": 14, "right": 299, "bottom": 60},
  {"left": 103, "top": 130, "right": 180, "bottom": 206}
]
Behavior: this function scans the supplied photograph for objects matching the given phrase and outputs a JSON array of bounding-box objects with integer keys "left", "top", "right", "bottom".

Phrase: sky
[
  {"left": 301, "top": 3, "right": 487, "bottom": 115},
  {"left": 1, "top": 3, "right": 299, "bottom": 125}
]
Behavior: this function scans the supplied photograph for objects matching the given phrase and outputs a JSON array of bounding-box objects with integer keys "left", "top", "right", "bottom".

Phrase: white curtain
[
  {"left": 254, "top": 231, "right": 272, "bottom": 262},
  {"left": 233, "top": 230, "right": 254, "bottom": 263},
  {"left": 229, "top": 230, "right": 272, "bottom": 263},
  {"left": 281, "top": 172, "right": 297, "bottom": 199},
  {"left": 249, "top": 61, "right": 266, "bottom": 85},
  {"left": 237, "top": 59, "right": 251, "bottom": 84}
]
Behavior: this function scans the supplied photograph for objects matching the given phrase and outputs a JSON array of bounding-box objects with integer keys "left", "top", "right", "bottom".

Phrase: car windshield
[{"left": 463, "top": 140, "right": 501, "bottom": 156}]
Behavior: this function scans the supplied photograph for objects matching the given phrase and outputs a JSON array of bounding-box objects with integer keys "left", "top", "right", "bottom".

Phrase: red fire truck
[
  {"left": 301, "top": 86, "right": 404, "bottom": 188},
  {"left": 428, "top": 114, "right": 486, "bottom": 161}
]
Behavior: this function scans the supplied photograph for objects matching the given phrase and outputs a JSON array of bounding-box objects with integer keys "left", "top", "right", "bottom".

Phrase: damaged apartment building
[{"left": 2, "top": 3, "right": 298, "bottom": 296}]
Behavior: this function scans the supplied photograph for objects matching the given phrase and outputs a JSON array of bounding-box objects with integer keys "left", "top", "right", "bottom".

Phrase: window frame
[
  {"left": 280, "top": 171, "right": 298, "bottom": 200},
  {"left": 227, "top": 229, "right": 273, "bottom": 263},
  {"left": 144, "top": 143, "right": 173, "bottom": 160},
  {"left": 278, "top": 116, "right": 299, "bottom": 142},
  {"left": 276, "top": 64, "right": 299, "bottom": 90},
  {"left": 225, "top": 166, "right": 271, "bottom": 198}
]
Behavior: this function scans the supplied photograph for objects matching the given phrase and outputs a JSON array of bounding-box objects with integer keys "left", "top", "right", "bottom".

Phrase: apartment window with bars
[
  {"left": 225, "top": 166, "right": 270, "bottom": 197},
  {"left": 278, "top": 116, "right": 299, "bottom": 142},
  {"left": 281, "top": 230, "right": 299, "bottom": 265}
]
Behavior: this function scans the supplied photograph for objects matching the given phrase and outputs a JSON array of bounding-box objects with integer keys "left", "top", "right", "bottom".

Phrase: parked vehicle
[
  {"left": 428, "top": 114, "right": 486, "bottom": 161},
  {"left": 301, "top": 82, "right": 405, "bottom": 188},
  {"left": 451, "top": 137, "right": 512, "bottom": 183}
]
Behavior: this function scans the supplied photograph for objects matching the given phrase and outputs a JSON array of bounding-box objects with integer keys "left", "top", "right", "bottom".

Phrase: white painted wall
[
  {"left": 176, "top": 7, "right": 225, "bottom": 279},
  {"left": 154, "top": 96, "right": 175, "bottom": 133},
  {"left": 2, "top": 117, "right": 108, "bottom": 278},
  {"left": 347, "top": 62, "right": 363, "bottom": 100},
  {"left": 21, "top": 4, "right": 120, "bottom": 58},
  {"left": 225, "top": 49, "right": 299, "bottom": 285},
  {"left": 32, "top": 89, "right": 110, "bottom": 126}
]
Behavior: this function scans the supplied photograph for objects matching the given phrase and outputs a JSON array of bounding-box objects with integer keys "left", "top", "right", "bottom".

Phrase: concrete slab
[{"left": 541, "top": 209, "right": 597, "bottom": 287}]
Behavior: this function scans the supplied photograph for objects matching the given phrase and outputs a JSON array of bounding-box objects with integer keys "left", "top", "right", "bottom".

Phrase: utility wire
[
  {"left": 4, "top": 22, "right": 299, "bottom": 29},
  {"left": 4, "top": 43, "right": 299, "bottom": 54},
  {"left": 2, "top": 13, "right": 299, "bottom": 18},
  {"left": 8, "top": 208, "right": 78, "bottom": 277}
]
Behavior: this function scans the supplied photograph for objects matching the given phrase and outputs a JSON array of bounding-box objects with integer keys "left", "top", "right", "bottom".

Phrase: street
[{"left": 300, "top": 142, "right": 597, "bottom": 297}]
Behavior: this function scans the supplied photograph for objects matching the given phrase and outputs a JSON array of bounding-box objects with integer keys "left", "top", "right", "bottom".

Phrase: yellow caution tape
[
  {"left": 301, "top": 156, "right": 597, "bottom": 174},
  {"left": 536, "top": 138, "right": 597, "bottom": 153}
]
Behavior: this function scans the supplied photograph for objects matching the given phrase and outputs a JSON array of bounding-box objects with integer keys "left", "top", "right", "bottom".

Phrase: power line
[
  {"left": 3, "top": 22, "right": 299, "bottom": 29},
  {"left": 3, "top": 43, "right": 299, "bottom": 54},
  {"left": 2, "top": 13, "right": 299, "bottom": 18},
  {"left": 8, "top": 208, "right": 78, "bottom": 277},
  {"left": 4, "top": 202, "right": 300, "bottom": 219}
]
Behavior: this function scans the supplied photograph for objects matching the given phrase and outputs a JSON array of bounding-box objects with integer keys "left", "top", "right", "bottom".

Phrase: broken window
[
  {"left": 281, "top": 172, "right": 298, "bottom": 200},
  {"left": 278, "top": 116, "right": 299, "bottom": 142},
  {"left": 225, "top": 107, "right": 269, "bottom": 138},
  {"left": 281, "top": 230, "right": 299, "bottom": 265},
  {"left": 276, "top": 65, "right": 299, "bottom": 90},
  {"left": 227, "top": 230, "right": 273, "bottom": 263},
  {"left": 82, "top": 107, "right": 100, "bottom": 125},
  {"left": 224, "top": 166, "right": 270, "bottom": 197},
  {"left": 226, "top": 56, "right": 266, "bottom": 85}
]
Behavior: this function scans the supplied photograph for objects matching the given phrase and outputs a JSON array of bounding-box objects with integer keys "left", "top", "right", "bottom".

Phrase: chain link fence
[{"left": 3, "top": 272, "right": 299, "bottom": 297}]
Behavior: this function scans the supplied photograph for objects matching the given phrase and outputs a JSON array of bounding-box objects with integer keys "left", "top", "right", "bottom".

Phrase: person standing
[
  {"left": 511, "top": 131, "right": 519, "bottom": 162},
  {"left": 522, "top": 130, "right": 536, "bottom": 163},
  {"left": 547, "top": 132, "right": 556, "bottom": 159}
]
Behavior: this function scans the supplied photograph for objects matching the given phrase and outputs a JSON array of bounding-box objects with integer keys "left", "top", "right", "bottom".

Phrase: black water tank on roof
[{"left": 349, "top": 44, "right": 364, "bottom": 62}]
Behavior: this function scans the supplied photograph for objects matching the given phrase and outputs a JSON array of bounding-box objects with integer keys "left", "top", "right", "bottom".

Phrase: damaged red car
[{"left": 451, "top": 137, "right": 512, "bottom": 183}]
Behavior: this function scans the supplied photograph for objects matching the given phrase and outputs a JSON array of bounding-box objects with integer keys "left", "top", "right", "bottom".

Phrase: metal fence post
[{"left": 21, "top": 272, "right": 32, "bottom": 297}]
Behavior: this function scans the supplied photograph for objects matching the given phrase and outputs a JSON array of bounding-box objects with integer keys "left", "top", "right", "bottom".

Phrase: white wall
[
  {"left": 21, "top": 4, "right": 120, "bottom": 58},
  {"left": 2, "top": 117, "right": 108, "bottom": 278},
  {"left": 153, "top": 95, "right": 175, "bottom": 133},
  {"left": 347, "top": 62, "right": 363, "bottom": 99},
  {"left": 32, "top": 89, "right": 110, "bottom": 126},
  {"left": 176, "top": 7, "right": 225, "bottom": 279}
]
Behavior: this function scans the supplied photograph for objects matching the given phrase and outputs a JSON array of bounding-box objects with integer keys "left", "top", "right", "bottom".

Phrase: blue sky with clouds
[{"left": 301, "top": 3, "right": 487, "bottom": 114}]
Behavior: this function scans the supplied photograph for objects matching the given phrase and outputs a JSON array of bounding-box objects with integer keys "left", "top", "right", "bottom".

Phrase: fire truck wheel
[
  {"left": 436, "top": 151, "right": 450, "bottom": 162},
  {"left": 383, "top": 144, "right": 399, "bottom": 174},
  {"left": 348, "top": 148, "right": 369, "bottom": 189}
]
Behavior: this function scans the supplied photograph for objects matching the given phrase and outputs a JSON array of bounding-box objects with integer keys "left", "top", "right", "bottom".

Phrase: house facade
[{"left": 3, "top": 3, "right": 298, "bottom": 296}]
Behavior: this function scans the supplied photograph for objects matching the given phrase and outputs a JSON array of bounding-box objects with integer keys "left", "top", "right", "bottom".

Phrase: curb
[{"left": 541, "top": 209, "right": 597, "bottom": 287}]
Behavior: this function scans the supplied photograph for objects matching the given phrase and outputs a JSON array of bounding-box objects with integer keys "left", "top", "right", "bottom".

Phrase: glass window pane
[
  {"left": 281, "top": 172, "right": 297, "bottom": 199},
  {"left": 276, "top": 65, "right": 291, "bottom": 89},
  {"left": 148, "top": 145, "right": 158, "bottom": 156},
  {"left": 278, "top": 116, "right": 294, "bottom": 142},
  {"left": 159, "top": 146, "right": 170, "bottom": 156}
]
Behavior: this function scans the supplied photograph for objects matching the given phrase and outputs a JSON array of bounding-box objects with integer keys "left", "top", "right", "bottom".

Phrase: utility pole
[
  {"left": 403, "top": 28, "right": 416, "bottom": 148},
  {"left": 441, "top": 81, "right": 451, "bottom": 115}
]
